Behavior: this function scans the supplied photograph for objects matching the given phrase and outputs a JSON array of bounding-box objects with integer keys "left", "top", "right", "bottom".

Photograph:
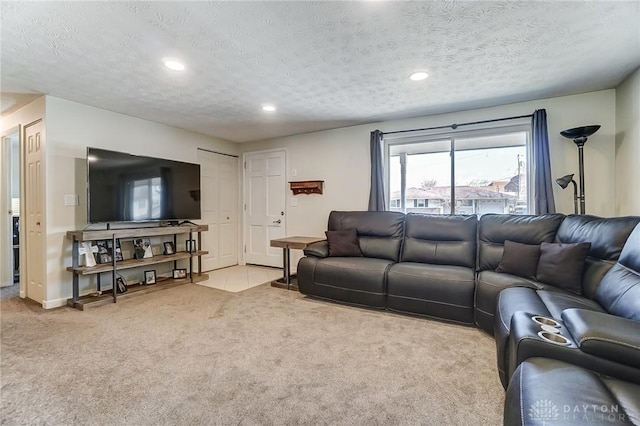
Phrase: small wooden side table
[{"left": 270, "top": 236, "right": 325, "bottom": 290}]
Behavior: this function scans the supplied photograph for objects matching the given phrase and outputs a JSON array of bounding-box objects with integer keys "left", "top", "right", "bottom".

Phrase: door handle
[{"left": 273, "top": 219, "right": 281, "bottom": 224}]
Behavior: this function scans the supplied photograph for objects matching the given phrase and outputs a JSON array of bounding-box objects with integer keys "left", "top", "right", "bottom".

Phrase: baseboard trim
[{"left": 42, "top": 297, "right": 69, "bottom": 309}]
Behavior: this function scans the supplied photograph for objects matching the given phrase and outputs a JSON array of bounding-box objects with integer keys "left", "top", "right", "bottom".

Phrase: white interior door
[
  {"left": 244, "top": 150, "right": 286, "bottom": 267},
  {"left": 218, "top": 155, "right": 238, "bottom": 268},
  {"left": 197, "top": 149, "right": 238, "bottom": 272},
  {"left": 24, "top": 121, "right": 45, "bottom": 304}
]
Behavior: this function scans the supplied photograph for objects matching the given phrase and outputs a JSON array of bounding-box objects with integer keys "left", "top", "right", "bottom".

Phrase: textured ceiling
[{"left": 2, "top": 1, "right": 639, "bottom": 143}]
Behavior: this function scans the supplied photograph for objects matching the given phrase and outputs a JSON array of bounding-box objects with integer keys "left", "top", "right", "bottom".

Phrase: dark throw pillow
[
  {"left": 325, "top": 229, "right": 362, "bottom": 257},
  {"left": 536, "top": 242, "right": 591, "bottom": 295},
  {"left": 496, "top": 240, "right": 541, "bottom": 279}
]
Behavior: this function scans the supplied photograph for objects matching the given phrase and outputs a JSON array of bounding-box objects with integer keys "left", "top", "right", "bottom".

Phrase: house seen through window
[{"left": 387, "top": 127, "right": 530, "bottom": 216}]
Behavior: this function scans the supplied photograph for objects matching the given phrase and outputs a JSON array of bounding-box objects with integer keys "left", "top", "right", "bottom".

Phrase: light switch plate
[
  {"left": 64, "top": 194, "right": 79, "bottom": 206},
  {"left": 290, "top": 198, "right": 298, "bottom": 207}
]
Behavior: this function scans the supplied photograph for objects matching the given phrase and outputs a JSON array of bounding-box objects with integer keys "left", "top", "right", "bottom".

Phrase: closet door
[
  {"left": 217, "top": 155, "right": 237, "bottom": 268},
  {"left": 197, "top": 149, "right": 238, "bottom": 271}
]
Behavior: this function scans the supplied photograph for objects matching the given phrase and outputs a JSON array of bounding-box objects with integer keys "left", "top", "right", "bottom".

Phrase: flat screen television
[{"left": 87, "top": 147, "right": 201, "bottom": 223}]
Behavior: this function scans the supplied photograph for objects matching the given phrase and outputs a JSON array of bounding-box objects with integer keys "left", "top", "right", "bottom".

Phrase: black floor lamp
[
  {"left": 557, "top": 125, "right": 600, "bottom": 215},
  {"left": 555, "top": 174, "right": 578, "bottom": 214}
]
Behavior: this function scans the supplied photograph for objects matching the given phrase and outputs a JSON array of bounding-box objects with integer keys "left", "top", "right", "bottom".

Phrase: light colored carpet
[{"left": 1, "top": 283, "right": 504, "bottom": 425}]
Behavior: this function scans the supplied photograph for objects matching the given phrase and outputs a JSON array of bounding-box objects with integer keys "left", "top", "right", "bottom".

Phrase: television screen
[{"left": 87, "top": 148, "right": 201, "bottom": 223}]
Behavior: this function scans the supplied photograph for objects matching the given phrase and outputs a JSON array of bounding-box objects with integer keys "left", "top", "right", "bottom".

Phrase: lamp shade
[
  {"left": 560, "top": 125, "right": 601, "bottom": 140},
  {"left": 555, "top": 174, "right": 575, "bottom": 189}
]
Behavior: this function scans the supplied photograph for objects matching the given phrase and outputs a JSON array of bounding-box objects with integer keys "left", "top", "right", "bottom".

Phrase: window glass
[{"left": 388, "top": 128, "right": 529, "bottom": 216}]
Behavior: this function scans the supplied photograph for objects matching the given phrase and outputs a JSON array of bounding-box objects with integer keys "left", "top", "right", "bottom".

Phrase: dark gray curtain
[
  {"left": 532, "top": 109, "right": 556, "bottom": 214},
  {"left": 368, "top": 130, "right": 386, "bottom": 211}
]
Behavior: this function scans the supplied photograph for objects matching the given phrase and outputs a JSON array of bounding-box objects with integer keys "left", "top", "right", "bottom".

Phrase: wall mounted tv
[{"left": 87, "top": 147, "right": 201, "bottom": 224}]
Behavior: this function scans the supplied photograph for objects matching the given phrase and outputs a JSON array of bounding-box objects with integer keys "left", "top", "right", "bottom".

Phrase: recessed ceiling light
[
  {"left": 163, "top": 59, "right": 185, "bottom": 71},
  {"left": 262, "top": 104, "right": 276, "bottom": 112},
  {"left": 409, "top": 71, "right": 429, "bottom": 81}
]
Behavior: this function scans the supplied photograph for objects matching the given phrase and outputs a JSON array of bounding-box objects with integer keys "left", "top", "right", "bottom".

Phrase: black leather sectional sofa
[{"left": 297, "top": 211, "right": 640, "bottom": 425}]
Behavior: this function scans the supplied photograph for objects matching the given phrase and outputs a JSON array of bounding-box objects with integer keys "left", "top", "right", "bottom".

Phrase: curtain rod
[{"left": 382, "top": 113, "right": 533, "bottom": 136}]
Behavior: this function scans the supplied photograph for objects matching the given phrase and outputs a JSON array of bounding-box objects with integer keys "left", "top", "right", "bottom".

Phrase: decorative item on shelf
[
  {"left": 163, "top": 241, "right": 175, "bottom": 255},
  {"left": 95, "top": 240, "right": 113, "bottom": 264},
  {"left": 173, "top": 268, "right": 187, "bottom": 279},
  {"left": 555, "top": 174, "right": 578, "bottom": 214},
  {"left": 289, "top": 180, "right": 324, "bottom": 195},
  {"left": 116, "top": 276, "right": 128, "bottom": 293},
  {"left": 134, "top": 238, "right": 153, "bottom": 259},
  {"left": 186, "top": 239, "right": 197, "bottom": 252},
  {"left": 144, "top": 270, "right": 156, "bottom": 285},
  {"left": 107, "top": 239, "right": 124, "bottom": 261},
  {"left": 81, "top": 242, "right": 97, "bottom": 267},
  {"left": 559, "top": 125, "right": 600, "bottom": 214}
]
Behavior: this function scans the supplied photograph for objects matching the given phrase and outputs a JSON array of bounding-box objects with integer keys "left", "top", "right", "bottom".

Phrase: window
[{"left": 387, "top": 126, "right": 530, "bottom": 216}]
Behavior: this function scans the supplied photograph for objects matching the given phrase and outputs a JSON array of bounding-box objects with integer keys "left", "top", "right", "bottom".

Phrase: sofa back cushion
[
  {"left": 401, "top": 213, "right": 477, "bottom": 268},
  {"left": 478, "top": 213, "right": 564, "bottom": 272},
  {"left": 594, "top": 223, "right": 640, "bottom": 320},
  {"left": 556, "top": 215, "right": 640, "bottom": 299},
  {"left": 327, "top": 211, "right": 405, "bottom": 262},
  {"left": 594, "top": 225, "right": 640, "bottom": 321}
]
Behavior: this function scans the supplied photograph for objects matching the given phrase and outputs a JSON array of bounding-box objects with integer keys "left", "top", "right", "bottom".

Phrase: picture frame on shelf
[
  {"left": 144, "top": 270, "right": 156, "bottom": 285},
  {"left": 172, "top": 268, "right": 187, "bottom": 279},
  {"left": 163, "top": 241, "right": 175, "bottom": 255},
  {"left": 95, "top": 240, "right": 112, "bottom": 264},
  {"left": 134, "top": 238, "right": 153, "bottom": 259},
  {"left": 107, "top": 238, "right": 124, "bottom": 261},
  {"left": 185, "top": 239, "right": 197, "bottom": 252}
]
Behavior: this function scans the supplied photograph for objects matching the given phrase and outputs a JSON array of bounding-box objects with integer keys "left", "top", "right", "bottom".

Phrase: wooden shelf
[
  {"left": 66, "top": 224, "right": 208, "bottom": 242},
  {"left": 67, "top": 224, "right": 209, "bottom": 310},
  {"left": 67, "top": 274, "right": 208, "bottom": 310},
  {"left": 289, "top": 180, "right": 324, "bottom": 195},
  {"left": 66, "top": 251, "right": 208, "bottom": 275}
]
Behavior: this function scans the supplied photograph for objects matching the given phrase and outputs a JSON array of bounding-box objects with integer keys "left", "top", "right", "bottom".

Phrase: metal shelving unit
[{"left": 66, "top": 224, "right": 208, "bottom": 310}]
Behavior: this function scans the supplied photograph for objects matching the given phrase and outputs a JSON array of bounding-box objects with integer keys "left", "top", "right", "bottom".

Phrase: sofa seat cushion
[
  {"left": 505, "top": 358, "right": 640, "bottom": 426},
  {"left": 301, "top": 257, "right": 394, "bottom": 308},
  {"left": 536, "top": 289, "right": 605, "bottom": 319},
  {"left": 493, "top": 286, "right": 605, "bottom": 388},
  {"left": 474, "top": 271, "right": 542, "bottom": 334},
  {"left": 387, "top": 262, "right": 475, "bottom": 324}
]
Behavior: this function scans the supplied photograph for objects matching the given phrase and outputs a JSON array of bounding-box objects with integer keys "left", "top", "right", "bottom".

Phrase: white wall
[
  {"left": 240, "top": 90, "right": 617, "bottom": 269},
  {"left": 42, "top": 96, "right": 238, "bottom": 306},
  {"left": 615, "top": 67, "right": 640, "bottom": 215}
]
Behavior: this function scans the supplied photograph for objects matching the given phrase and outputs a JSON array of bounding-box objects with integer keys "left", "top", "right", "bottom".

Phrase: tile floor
[{"left": 197, "top": 265, "right": 283, "bottom": 293}]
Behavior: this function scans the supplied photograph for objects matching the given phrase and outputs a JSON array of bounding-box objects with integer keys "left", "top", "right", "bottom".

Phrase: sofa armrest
[
  {"left": 303, "top": 241, "right": 329, "bottom": 258},
  {"left": 562, "top": 308, "right": 640, "bottom": 369}
]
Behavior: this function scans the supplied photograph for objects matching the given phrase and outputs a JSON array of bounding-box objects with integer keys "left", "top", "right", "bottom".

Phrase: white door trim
[
  {"left": 0, "top": 126, "right": 20, "bottom": 288},
  {"left": 242, "top": 148, "right": 287, "bottom": 266}
]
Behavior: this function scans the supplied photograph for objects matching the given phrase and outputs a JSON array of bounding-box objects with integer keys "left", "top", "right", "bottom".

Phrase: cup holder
[
  {"left": 532, "top": 316, "right": 561, "bottom": 328},
  {"left": 538, "top": 331, "right": 571, "bottom": 346},
  {"left": 540, "top": 324, "right": 561, "bottom": 334}
]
